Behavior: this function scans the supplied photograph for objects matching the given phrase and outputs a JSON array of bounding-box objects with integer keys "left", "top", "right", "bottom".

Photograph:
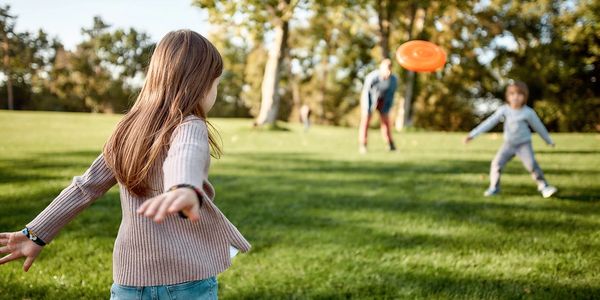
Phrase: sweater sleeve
[
  {"left": 360, "top": 72, "right": 377, "bottom": 105},
  {"left": 527, "top": 108, "right": 554, "bottom": 145},
  {"left": 26, "top": 154, "right": 117, "bottom": 244},
  {"left": 468, "top": 106, "right": 505, "bottom": 138},
  {"left": 162, "top": 117, "right": 210, "bottom": 195}
]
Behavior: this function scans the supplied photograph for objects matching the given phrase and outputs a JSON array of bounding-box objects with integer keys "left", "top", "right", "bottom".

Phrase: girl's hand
[
  {"left": 137, "top": 188, "right": 201, "bottom": 223},
  {"left": 463, "top": 136, "right": 473, "bottom": 144},
  {"left": 0, "top": 231, "right": 43, "bottom": 272}
]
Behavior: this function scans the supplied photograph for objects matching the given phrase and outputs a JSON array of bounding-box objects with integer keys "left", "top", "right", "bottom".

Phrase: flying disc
[{"left": 395, "top": 40, "right": 447, "bottom": 72}]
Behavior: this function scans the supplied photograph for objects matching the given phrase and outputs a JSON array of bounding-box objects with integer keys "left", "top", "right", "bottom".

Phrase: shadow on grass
[
  {"left": 1, "top": 150, "right": 598, "bottom": 299},
  {"left": 536, "top": 149, "right": 600, "bottom": 155},
  {"left": 226, "top": 269, "right": 600, "bottom": 300}
]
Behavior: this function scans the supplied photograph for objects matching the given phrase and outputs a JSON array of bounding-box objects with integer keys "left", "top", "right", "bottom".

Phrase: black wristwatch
[
  {"left": 167, "top": 184, "right": 204, "bottom": 219},
  {"left": 21, "top": 227, "right": 46, "bottom": 246}
]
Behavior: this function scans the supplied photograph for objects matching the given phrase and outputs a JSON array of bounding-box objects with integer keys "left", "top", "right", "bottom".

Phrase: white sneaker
[
  {"left": 484, "top": 188, "right": 499, "bottom": 197},
  {"left": 359, "top": 145, "right": 368, "bottom": 154},
  {"left": 541, "top": 185, "right": 558, "bottom": 198}
]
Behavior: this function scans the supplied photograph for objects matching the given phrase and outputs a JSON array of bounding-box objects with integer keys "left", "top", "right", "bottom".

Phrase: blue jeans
[{"left": 110, "top": 277, "right": 218, "bottom": 300}]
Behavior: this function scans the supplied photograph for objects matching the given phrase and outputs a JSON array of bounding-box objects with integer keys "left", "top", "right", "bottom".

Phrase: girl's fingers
[
  {"left": 142, "top": 196, "right": 166, "bottom": 217},
  {"left": 167, "top": 197, "right": 191, "bottom": 214},
  {"left": 0, "top": 233, "right": 8, "bottom": 245},
  {"left": 23, "top": 256, "right": 36, "bottom": 272},
  {"left": 154, "top": 195, "right": 178, "bottom": 222},
  {"left": 169, "top": 197, "right": 201, "bottom": 222},
  {"left": 137, "top": 195, "right": 159, "bottom": 214},
  {"left": 186, "top": 206, "right": 201, "bottom": 222},
  {"left": 0, "top": 246, "right": 11, "bottom": 254},
  {"left": 0, "top": 252, "right": 21, "bottom": 265}
]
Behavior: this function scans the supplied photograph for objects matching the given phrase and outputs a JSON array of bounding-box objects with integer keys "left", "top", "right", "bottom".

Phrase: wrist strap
[
  {"left": 167, "top": 184, "right": 204, "bottom": 219},
  {"left": 21, "top": 227, "right": 46, "bottom": 246}
]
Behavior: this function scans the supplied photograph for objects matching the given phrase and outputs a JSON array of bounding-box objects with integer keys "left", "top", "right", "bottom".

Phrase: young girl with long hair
[{"left": 0, "top": 30, "right": 250, "bottom": 300}]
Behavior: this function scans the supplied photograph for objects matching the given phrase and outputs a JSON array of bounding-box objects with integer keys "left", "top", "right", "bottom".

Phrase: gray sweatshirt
[{"left": 469, "top": 104, "right": 554, "bottom": 145}]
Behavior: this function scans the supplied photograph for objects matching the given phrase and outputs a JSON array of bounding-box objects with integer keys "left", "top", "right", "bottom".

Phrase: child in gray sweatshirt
[{"left": 464, "top": 81, "right": 557, "bottom": 198}]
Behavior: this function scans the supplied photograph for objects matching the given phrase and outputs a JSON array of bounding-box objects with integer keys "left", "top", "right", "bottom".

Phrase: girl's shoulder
[
  {"left": 180, "top": 115, "right": 207, "bottom": 128},
  {"left": 182, "top": 114, "right": 205, "bottom": 123},
  {"left": 171, "top": 115, "right": 208, "bottom": 141}
]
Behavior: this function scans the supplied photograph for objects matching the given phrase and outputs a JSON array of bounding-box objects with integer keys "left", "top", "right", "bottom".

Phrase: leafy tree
[
  {"left": 484, "top": 0, "right": 600, "bottom": 131},
  {"left": 42, "top": 17, "right": 153, "bottom": 112},
  {"left": 194, "top": 0, "right": 301, "bottom": 126},
  {"left": 0, "top": 5, "right": 52, "bottom": 110},
  {"left": 290, "top": 0, "right": 375, "bottom": 125}
]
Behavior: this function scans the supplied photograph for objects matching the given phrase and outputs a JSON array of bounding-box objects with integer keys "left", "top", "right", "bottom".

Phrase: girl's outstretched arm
[
  {"left": 465, "top": 106, "right": 505, "bottom": 143},
  {"left": 0, "top": 231, "right": 42, "bottom": 272},
  {"left": 0, "top": 154, "right": 116, "bottom": 271},
  {"left": 527, "top": 109, "right": 555, "bottom": 146}
]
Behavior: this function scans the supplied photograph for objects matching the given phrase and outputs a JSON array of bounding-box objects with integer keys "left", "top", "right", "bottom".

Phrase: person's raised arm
[
  {"left": 0, "top": 154, "right": 116, "bottom": 271},
  {"left": 137, "top": 118, "right": 209, "bottom": 223},
  {"left": 527, "top": 109, "right": 555, "bottom": 146},
  {"left": 465, "top": 106, "right": 505, "bottom": 143},
  {"left": 26, "top": 154, "right": 117, "bottom": 243}
]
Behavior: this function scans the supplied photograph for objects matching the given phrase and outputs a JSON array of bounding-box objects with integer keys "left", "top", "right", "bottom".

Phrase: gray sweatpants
[{"left": 490, "top": 141, "right": 548, "bottom": 191}]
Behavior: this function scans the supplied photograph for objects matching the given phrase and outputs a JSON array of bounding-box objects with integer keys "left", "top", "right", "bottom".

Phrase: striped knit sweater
[{"left": 26, "top": 115, "right": 251, "bottom": 286}]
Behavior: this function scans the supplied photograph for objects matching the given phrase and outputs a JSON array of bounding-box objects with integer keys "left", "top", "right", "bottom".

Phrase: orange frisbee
[{"left": 395, "top": 40, "right": 447, "bottom": 72}]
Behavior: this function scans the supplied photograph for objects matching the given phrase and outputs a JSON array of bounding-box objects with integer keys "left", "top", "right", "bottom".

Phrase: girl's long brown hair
[{"left": 103, "top": 30, "right": 223, "bottom": 197}]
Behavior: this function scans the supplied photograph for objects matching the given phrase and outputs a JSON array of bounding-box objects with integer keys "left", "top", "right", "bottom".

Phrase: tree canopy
[{"left": 1, "top": 1, "right": 598, "bottom": 131}]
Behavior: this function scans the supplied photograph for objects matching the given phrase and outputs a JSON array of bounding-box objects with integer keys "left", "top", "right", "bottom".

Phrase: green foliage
[
  {"left": 1, "top": 111, "right": 599, "bottom": 299},
  {"left": 208, "top": 31, "right": 252, "bottom": 118},
  {"left": 290, "top": 0, "right": 375, "bottom": 125},
  {"left": 241, "top": 46, "right": 268, "bottom": 117},
  {"left": 1, "top": 2, "right": 598, "bottom": 131},
  {"left": 476, "top": 0, "right": 600, "bottom": 131},
  {"left": 0, "top": 9, "right": 153, "bottom": 113}
]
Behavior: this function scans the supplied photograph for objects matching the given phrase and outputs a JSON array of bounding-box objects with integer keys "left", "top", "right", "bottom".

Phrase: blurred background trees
[{"left": 1, "top": 1, "right": 598, "bottom": 131}]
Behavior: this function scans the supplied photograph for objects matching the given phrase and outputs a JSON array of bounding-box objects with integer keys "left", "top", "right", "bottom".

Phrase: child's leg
[
  {"left": 490, "top": 143, "right": 516, "bottom": 190},
  {"left": 515, "top": 142, "right": 548, "bottom": 190},
  {"left": 379, "top": 113, "right": 394, "bottom": 145},
  {"left": 358, "top": 113, "right": 372, "bottom": 146}
]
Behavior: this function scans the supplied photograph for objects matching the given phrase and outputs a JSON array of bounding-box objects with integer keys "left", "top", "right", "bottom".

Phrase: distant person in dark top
[{"left": 358, "top": 59, "right": 398, "bottom": 153}]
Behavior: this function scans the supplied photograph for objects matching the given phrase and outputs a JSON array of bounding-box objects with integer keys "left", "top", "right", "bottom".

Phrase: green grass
[{"left": 0, "top": 110, "right": 599, "bottom": 299}]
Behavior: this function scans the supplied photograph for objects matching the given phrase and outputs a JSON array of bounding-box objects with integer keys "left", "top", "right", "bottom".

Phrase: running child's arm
[
  {"left": 0, "top": 154, "right": 116, "bottom": 271},
  {"left": 527, "top": 109, "right": 555, "bottom": 146},
  {"left": 26, "top": 154, "right": 117, "bottom": 244},
  {"left": 465, "top": 106, "right": 505, "bottom": 142},
  {"left": 137, "top": 119, "right": 208, "bottom": 223}
]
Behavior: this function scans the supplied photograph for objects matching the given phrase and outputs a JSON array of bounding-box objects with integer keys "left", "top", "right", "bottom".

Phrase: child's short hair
[{"left": 505, "top": 80, "right": 529, "bottom": 101}]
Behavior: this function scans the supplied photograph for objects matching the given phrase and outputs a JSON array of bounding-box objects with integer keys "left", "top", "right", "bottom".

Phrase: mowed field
[{"left": 0, "top": 110, "right": 599, "bottom": 299}]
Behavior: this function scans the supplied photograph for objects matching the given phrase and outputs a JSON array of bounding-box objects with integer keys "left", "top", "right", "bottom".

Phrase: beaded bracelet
[
  {"left": 167, "top": 184, "right": 204, "bottom": 219},
  {"left": 21, "top": 227, "right": 46, "bottom": 246}
]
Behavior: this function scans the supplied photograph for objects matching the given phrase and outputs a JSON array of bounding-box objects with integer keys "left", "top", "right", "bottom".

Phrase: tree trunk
[
  {"left": 290, "top": 73, "right": 302, "bottom": 121},
  {"left": 316, "top": 45, "right": 330, "bottom": 123},
  {"left": 375, "top": 0, "right": 392, "bottom": 59},
  {"left": 396, "top": 5, "right": 426, "bottom": 131},
  {"left": 396, "top": 70, "right": 415, "bottom": 130},
  {"left": 256, "top": 19, "right": 289, "bottom": 126},
  {"left": 2, "top": 35, "right": 13, "bottom": 110}
]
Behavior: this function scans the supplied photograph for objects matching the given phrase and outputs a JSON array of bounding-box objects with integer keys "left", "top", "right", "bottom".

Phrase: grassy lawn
[{"left": 0, "top": 110, "right": 599, "bottom": 299}]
